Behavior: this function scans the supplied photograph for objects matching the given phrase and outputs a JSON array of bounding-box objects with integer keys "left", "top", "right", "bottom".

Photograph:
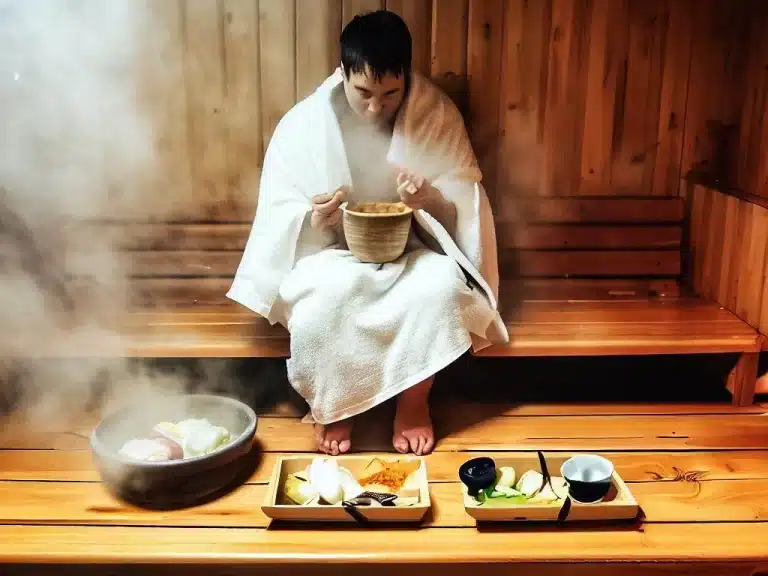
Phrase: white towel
[{"left": 227, "top": 69, "right": 509, "bottom": 424}]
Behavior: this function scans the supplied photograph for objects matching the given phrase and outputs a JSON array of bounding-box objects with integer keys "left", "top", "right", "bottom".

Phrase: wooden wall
[{"left": 122, "top": 0, "right": 761, "bottom": 221}]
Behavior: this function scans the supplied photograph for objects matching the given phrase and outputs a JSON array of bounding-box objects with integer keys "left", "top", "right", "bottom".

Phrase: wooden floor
[{"left": 2, "top": 399, "right": 768, "bottom": 574}]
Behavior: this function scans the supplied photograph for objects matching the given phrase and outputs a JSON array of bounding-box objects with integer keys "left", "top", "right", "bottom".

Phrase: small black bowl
[
  {"left": 561, "top": 454, "right": 614, "bottom": 503},
  {"left": 459, "top": 457, "right": 497, "bottom": 497}
]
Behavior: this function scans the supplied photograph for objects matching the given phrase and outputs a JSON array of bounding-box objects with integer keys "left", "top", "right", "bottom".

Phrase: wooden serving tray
[
  {"left": 462, "top": 453, "right": 639, "bottom": 523},
  {"left": 262, "top": 455, "right": 431, "bottom": 524}
]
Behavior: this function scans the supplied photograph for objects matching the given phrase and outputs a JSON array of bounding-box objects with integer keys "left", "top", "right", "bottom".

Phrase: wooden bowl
[{"left": 342, "top": 201, "right": 413, "bottom": 263}]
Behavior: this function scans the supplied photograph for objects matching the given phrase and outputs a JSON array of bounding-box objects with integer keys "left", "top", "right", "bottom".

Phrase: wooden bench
[
  {"left": 3, "top": 400, "right": 768, "bottom": 573},
  {"left": 41, "top": 196, "right": 756, "bottom": 405}
]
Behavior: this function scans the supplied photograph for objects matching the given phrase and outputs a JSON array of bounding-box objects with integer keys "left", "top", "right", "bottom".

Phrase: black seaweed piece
[
  {"left": 357, "top": 491, "right": 398, "bottom": 506},
  {"left": 537, "top": 450, "right": 572, "bottom": 522},
  {"left": 537, "top": 451, "right": 555, "bottom": 493}
]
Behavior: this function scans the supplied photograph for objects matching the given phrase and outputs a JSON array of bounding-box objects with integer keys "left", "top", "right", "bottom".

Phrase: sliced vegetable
[
  {"left": 308, "top": 458, "right": 344, "bottom": 504},
  {"left": 497, "top": 466, "right": 516, "bottom": 488},
  {"left": 516, "top": 470, "right": 544, "bottom": 497},
  {"left": 284, "top": 473, "right": 319, "bottom": 505},
  {"left": 530, "top": 476, "right": 568, "bottom": 503},
  {"left": 491, "top": 484, "right": 522, "bottom": 498}
]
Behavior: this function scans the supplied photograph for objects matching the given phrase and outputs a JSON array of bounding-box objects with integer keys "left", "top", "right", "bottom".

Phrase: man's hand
[
  {"left": 311, "top": 189, "right": 346, "bottom": 230},
  {"left": 395, "top": 168, "right": 457, "bottom": 235},
  {"left": 396, "top": 169, "right": 435, "bottom": 210}
]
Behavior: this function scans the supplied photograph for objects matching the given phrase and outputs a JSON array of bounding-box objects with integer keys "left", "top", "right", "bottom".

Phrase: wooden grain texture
[
  {"left": 511, "top": 250, "right": 680, "bottom": 277},
  {"left": 108, "top": 222, "right": 684, "bottom": 252},
  {"left": 4, "top": 399, "right": 768, "bottom": 568},
  {"left": 579, "top": 0, "right": 628, "bottom": 193},
  {"left": 689, "top": 185, "right": 768, "bottom": 337},
  {"left": 652, "top": 0, "right": 694, "bottom": 196},
  {"left": 4, "top": 522, "right": 768, "bottom": 567},
  {"left": 498, "top": 224, "right": 681, "bottom": 250},
  {"left": 729, "top": 352, "right": 760, "bottom": 407},
  {"left": 430, "top": 0, "right": 468, "bottom": 78},
  {"left": 124, "top": 248, "right": 683, "bottom": 278},
  {"left": 342, "top": 0, "right": 384, "bottom": 27},
  {"left": 681, "top": 0, "right": 750, "bottom": 185},
  {"left": 540, "top": 0, "right": 591, "bottom": 196},
  {"left": 5, "top": 562, "right": 768, "bottom": 576},
  {"left": 259, "top": 0, "right": 296, "bottom": 150},
  {"left": 500, "top": 196, "right": 684, "bottom": 223},
  {"left": 496, "top": 0, "right": 551, "bottom": 198},
  {"left": 137, "top": 0, "right": 193, "bottom": 221},
  {"left": 222, "top": 0, "right": 263, "bottom": 218},
  {"left": 610, "top": 0, "right": 667, "bottom": 194},
  {"left": 5, "top": 473, "right": 768, "bottom": 528},
  {"left": 129, "top": 277, "right": 683, "bottom": 310},
  {"left": 736, "top": 1, "right": 768, "bottom": 198},
  {"left": 7, "top": 446, "right": 768, "bottom": 482},
  {"left": 385, "top": 0, "right": 431, "bottom": 74},
  {"left": 82, "top": 0, "right": 759, "bottom": 226},
  {"left": 296, "top": 0, "right": 342, "bottom": 101},
  {"left": 467, "top": 0, "right": 505, "bottom": 209},
  {"left": 6, "top": 411, "right": 768, "bottom": 452},
  {"left": 182, "top": 0, "right": 230, "bottom": 218},
  {"left": 25, "top": 281, "right": 760, "bottom": 359}
]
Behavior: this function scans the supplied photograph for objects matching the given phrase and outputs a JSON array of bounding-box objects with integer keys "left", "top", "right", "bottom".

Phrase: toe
[
  {"left": 408, "top": 434, "right": 420, "bottom": 454},
  {"left": 330, "top": 440, "right": 340, "bottom": 456},
  {"left": 422, "top": 434, "right": 435, "bottom": 455},
  {"left": 338, "top": 439, "right": 351, "bottom": 453},
  {"left": 393, "top": 434, "right": 409, "bottom": 453},
  {"left": 415, "top": 435, "right": 426, "bottom": 456}
]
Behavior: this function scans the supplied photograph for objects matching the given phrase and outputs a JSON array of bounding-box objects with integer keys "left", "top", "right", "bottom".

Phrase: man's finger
[
  {"left": 312, "top": 192, "right": 336, "bottom": 204},
  {"left": 326, "top": 208, "right": 342, "bottom": 227},
  {"left": 313, "top": 192, "right": 344, "bottom": 215}
]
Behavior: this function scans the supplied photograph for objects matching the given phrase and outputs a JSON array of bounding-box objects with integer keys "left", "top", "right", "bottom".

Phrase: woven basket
[{"left": 342, "top": 201, "right": 413, "bottom": 263}]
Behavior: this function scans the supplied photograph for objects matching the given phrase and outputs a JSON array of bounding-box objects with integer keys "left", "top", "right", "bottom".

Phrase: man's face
[{"left": 342, "top": 65, "right": 405, "bottom": 125}]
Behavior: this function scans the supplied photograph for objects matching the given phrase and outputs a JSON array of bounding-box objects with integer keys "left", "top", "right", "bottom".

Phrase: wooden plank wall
[
  {"left": 683, "top": 3, "right": 768, "bottom": 328},
  {"left": 688, "top": 184, "right": 768, "bottom": 393},
  {"left": 89, "top": 0, "right": 766, "bottom": 284},
  {"left": 122, "top": 0, "right": 750, "bottom": 219}
]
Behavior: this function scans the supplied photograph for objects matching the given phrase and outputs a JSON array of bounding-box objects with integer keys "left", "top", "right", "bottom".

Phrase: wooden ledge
[
  {"left": 479, "top": 297, "right": 761, "bottom": 357},
  {"left": 19, "top": 281, "right": 759, "bottom": 359}
]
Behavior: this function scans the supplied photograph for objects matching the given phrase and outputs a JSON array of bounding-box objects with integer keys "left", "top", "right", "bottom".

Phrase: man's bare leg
[
  {"left": 393, "top": 377, "right": 435, "bottom": 456},
  {"left": 315, "top": 418, "right": 353, "bottom": 455}
]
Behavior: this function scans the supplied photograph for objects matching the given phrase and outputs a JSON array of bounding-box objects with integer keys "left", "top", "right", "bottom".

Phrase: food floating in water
[
  {"left": 461, "top": 458, "right": 570, "bottom": 507},
  {"left": 118, "top": 418, "right": 232, "bottom": 462},
  {"left": 282, "top": 457, "right": 421, "bottom": 508}
]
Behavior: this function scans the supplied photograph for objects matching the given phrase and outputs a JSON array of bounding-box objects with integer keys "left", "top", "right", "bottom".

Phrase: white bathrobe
[{"left": 227, "top": 68, "right": 509, "bottom": 424}]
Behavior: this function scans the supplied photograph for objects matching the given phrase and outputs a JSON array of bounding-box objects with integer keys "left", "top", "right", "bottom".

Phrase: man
[{"left": 228, "top": 10, "right": 507, "bottom": 456}]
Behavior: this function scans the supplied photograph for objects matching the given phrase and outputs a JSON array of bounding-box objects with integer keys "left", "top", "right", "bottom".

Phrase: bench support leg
[{"left": 727, "top": 352, "right": 759, "bottom": 406}]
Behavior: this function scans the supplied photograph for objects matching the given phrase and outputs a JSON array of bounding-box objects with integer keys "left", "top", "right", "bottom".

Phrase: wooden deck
[{"left": 2, "top": 400, "right": 768, "bottom": 574}]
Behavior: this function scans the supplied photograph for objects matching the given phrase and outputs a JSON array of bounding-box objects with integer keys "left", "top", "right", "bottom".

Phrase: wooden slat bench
[
  {"left": 2, "top": 401, "right": 768, "bottom": 573},
  {"left": 67, "top": 196, "right": 759, "bottom": 405}
]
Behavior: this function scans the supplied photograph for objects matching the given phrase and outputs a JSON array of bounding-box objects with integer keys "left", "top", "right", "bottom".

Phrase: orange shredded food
[{"left": 359, "top": 469, "right": 409, "bottom": 491}]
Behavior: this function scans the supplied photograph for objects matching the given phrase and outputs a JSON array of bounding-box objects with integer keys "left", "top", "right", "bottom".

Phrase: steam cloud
[{"left": 0, "top": 0, "right": 287, "bottom": 438}]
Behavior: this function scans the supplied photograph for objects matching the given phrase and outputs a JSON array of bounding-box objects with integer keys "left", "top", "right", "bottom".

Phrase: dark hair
[{"left": 340, "top": 10, "right": 412, "bottom": 81}]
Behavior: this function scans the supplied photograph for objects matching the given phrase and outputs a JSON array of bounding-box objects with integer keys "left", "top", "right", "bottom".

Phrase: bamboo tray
[
  {"left": 262, "top": 455, "right": 431, "bottom": 524},
  {"left": 461, "top": 453, "right": 639, "bottom": 523}
]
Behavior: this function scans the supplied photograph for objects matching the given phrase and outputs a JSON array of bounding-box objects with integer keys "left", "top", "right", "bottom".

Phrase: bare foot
[
  {"left": 315, "top": 418, "right": 353, "bottom": 455},
  {"left": 393, "top": 378, "right": 435, "bottom": 456}
]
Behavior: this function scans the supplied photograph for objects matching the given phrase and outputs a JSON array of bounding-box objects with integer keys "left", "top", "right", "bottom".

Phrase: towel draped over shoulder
[{"left": 228, "top": 69, "right": 508, "bottom": 424}]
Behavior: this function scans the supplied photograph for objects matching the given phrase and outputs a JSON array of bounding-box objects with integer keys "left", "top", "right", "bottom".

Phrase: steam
[{"left": 0, "top": 1, "right": 281, "bottom": 436}]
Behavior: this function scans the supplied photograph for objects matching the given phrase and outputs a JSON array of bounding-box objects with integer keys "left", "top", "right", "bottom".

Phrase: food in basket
[
  {"left": 348, "top": 201, "right": 410, "bottom": 214},
  {"left": 281, "top": 457, "right": 421, "bottom": 507},
  {"left": 118, "top": 418, "right": 231, "bottom": 462}
]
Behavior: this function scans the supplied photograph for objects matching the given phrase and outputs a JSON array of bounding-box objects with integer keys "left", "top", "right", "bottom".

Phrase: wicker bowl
[{"left": 342, "top": 201, "right": 413, "bottom": 263}]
